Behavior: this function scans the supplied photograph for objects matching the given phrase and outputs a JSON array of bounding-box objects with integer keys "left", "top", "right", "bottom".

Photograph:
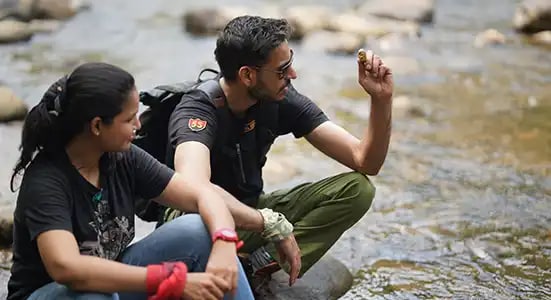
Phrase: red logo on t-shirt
[{"left": 188, "top": 118, "right": 207, "bottom": 132}]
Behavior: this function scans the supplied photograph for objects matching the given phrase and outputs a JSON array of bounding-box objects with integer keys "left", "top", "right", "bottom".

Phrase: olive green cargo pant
[{"left": 163, "top": 171, "right": 375, "bottom": 277}]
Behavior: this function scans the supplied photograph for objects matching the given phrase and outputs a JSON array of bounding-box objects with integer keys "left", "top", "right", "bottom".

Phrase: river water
[{"left": 0, "top": 0, "right": 550, "bottom": 299}]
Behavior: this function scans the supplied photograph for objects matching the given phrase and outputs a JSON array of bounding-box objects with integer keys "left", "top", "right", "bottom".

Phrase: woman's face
[{"left": 97, "top": 87, "right": 141, "bottom": 152}]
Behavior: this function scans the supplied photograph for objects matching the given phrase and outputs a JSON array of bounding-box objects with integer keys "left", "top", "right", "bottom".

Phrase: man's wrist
[
  {"left": 370, "top": 95, "right": 393, "bottom": 106},
  {"left": 258, "top": 208, "right": 293, "bottom": 242}
]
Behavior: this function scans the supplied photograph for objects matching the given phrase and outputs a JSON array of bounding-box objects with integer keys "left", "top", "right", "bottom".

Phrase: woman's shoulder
[{"left": 21, "top": 152, "right": 70, "bottom": 187}]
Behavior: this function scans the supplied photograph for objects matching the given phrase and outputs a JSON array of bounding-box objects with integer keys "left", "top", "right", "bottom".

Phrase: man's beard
[
  {"left": 247, "top": 85, "right": 271, "bottom": 102},
  {"left": 247, "top": 80, "right": 290, "bottom": 102}
]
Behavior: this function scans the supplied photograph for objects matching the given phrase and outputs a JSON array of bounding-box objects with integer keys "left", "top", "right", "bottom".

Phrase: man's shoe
[{"left": 249, "top": 246, "right": 281, "bottom": 277}]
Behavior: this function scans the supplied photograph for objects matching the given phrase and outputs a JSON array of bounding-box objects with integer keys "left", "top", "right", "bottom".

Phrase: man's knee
[{"left": 340, "top": 172, "right": 376, "bottom": 219}]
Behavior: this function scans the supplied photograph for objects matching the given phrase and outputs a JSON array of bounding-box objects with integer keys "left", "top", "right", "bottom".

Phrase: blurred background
[{"left": 0, "top": 0, "right": 550, "bottom": 299}]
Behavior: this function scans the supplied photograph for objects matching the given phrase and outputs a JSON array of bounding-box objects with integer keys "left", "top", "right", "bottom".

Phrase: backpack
[{"left": 133, "top": 68, "right": 223, "bottom": 222}]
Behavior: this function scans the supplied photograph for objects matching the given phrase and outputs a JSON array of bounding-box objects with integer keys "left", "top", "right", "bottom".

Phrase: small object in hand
[{"left": 358, "top": 49, "right": 368, "bottom": 63}]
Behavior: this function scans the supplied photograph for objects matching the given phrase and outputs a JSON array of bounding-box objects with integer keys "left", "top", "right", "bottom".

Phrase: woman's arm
[
  {"left": 154, "top": 172, "right": 235, "bottom": 237},
  {"left": 37, "top": 230, "right": 147, "bottom": 292}
]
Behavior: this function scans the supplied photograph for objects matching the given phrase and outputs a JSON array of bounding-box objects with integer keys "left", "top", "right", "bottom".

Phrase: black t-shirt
[
  {"left": 7, "top": 145, "right": 174, "bottom": 300},
  {"left": 166, "top": 83, "right": 329, "bottom": 206}
]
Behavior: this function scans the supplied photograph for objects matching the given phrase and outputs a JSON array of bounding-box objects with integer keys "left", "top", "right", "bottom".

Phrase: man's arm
[
  {"left": 173, "top": 141, "right": 264, "bottom": 232},
  {"left": 305, "top": 100, "right": 391, "bottom": 176},
  {"left": 305, "top": 50, "right": 393, "bottom": 176}
]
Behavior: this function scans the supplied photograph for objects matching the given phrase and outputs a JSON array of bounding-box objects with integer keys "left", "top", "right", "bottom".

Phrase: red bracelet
[
  {"left": 149, "top": 262, "right": 188, "bottom": 300},
  {"left": 146, "top": 264, "right": 169, "bottom": 295}
]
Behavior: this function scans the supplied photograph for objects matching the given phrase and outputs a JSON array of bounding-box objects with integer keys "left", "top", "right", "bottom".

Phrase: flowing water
[{"left": 0, "top": 0, "right": 549, "bottom": 299}]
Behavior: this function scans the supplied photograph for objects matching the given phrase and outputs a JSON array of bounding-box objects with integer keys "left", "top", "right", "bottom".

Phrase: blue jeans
[{"left": 27, "top": 214, "right": 254, "bottom": 300}]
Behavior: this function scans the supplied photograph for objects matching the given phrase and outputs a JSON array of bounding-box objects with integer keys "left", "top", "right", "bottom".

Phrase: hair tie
[{"left": 48, "top": 80, "right": 66, "bottom": 117}]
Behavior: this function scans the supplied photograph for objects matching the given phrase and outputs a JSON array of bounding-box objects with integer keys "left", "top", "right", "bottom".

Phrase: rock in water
[
  {"left": 357, "top": 0, "right": 435, "bottom": 24},
  {"left": 513, "top": 0, "right": 551, "bottom": 33},
  {"left": 0, "top": 19, "right": 32, "bottom": 43},
  {"left": 0, "top": 86, "right": 28, "bottom": 122},
  {"left": 256, "top": 255, "right": 353, "bottom": 300}
]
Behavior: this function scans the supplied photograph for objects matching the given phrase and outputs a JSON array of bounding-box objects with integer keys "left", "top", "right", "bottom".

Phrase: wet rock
[
  {"left": 474, "top": 29, "right": 506, "bottom": 48},
  {"left": 0, "top": 19, "right": 32, "bottom": 43},
  {"left": 0, "top": 86, "right": 28, "bottom": 122},
  {"left": 0, "top": 248, "right": 12, "bottom": 269},
  {"left": 181, "top": 7, "right": 249, "bottom": 36},
  {"left": 15, "top": 0, "right": 87, "bottom": 21},
  {"left": 357, "top": 0, "right": 435, "bottom": 24},
  {"left": 257, "top": 255, "right": 353, "bottom": 300},
  {"left": 513, "top": 0, "right": 551, "bottom": 34},
  {"left": 530, "top": 30, "right": 551, "bottom": 45},
  {"left": 393, "top": 95, "right": 430, "bottom": 118},
  {"left": 28, "top": 18, "right": 60, "bottom": 33},
  {"left": 0, "top": 269, "right": 9, "bottom": 300},
  {"left": 327, "top": 14, "right": 420, "bottom": 38},
  {"left": 301, "top": 30, "right": 364, "bottom": 55},
  {"left": 284, "top": 5, "right": 331, "bottom": 40}
]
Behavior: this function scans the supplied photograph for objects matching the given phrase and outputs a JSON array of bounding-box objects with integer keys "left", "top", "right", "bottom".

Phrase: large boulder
[
  {"left": 15, "top": 0, "right": 86, "bottom": 21},
  {"left": 283, "top": 5, "right": 331, "bottom": 40},
  {"left": 0, "top": 86, "right": 28, "bottom": 122},
  {"left": 301, "top": 30, "right": 364, "bottom": 55},
  {"left": 257, "top": 255, "right": 353, "bottom": 300},
  {"left": 513, "top": 0, "right": 551, "bottom": 34},
  {"left": 0, "top": 19, "right": 32, "bottom": 43},
  {"left": 529, "top": 30, "right": 551, "bottom": 45},
  {"left": 182, "top": 7, "right": 249, "bottom": 36},
  {"left": 357, "top": 0, "right": 435, "bottom": 24},
  {"left": 327, "top": 13, "right": 420, "bottom": 38}
]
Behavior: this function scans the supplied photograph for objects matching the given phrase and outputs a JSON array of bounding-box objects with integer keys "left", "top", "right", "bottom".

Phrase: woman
[{"left": 7, "top": 62, "right": 254, "bottom": 300}]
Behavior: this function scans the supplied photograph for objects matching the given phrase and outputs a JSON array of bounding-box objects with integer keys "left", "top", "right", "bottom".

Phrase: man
[{"left": 161, "top": 15, "right": 393, "bottom": 287}]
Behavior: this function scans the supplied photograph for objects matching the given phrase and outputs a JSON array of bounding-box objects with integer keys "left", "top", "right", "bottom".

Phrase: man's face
[{"left": 248, "top": 42, "right": 297, "bottom": 102}]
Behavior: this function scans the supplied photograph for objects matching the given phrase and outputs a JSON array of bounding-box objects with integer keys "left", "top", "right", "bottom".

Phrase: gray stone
[
  {"left": 256, "top": 255, "right": 353, "bottom": 300},
  {"left": 301, "top": 30, "right": 364, "bottom": 55},
  {"left": 0, "top": 86, "right": 28, "bottom": 122},
  {"left": 0, "top": 85, "right": 28, "bottom": 122},
  {"left": 474, "top": 28, "right": 507, "bottom": 48},
  {"left": 181, "top": 7, "right": 249, "bottom": 36},
  {"left": 328, "top": 14, "right": 420, "bottom": 38},
  {"left": 283, "top": 5, "right": 331, "bottom": 40},
  {"left": 530, "top": 30, "right": 551, "bottom": 45},
  {"left": 357, "top": 0, "right": 435, "bottom": 24},
  {"left": 513, "top": 0, "right": 551, "bottom": 34},
  {"left": 0, "top": 19, "right": 32, "bottom": 43},
  {"left": 16, "top": 0, "right": 87, "bottom": 20}
]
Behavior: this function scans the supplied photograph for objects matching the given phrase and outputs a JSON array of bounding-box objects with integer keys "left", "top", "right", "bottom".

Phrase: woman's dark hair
[
  {"left": 10, "top": 62, "right": 135, "bottom": 191},
  {"left": 214, "top": 15, "right": 291, "bottom": 81}
]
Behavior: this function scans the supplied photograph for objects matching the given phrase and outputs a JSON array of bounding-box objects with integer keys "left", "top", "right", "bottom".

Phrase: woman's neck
[{"left": 65, "top": 134, "right": 103, "bottom": 186}]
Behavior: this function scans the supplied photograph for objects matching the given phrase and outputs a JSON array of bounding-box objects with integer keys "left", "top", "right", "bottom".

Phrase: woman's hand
[
  {"left": 182, "top": 272, "right": 231, "bottom": 300},
  {"left": 205, "top": 240, "right": 239, "bottom": 296}
]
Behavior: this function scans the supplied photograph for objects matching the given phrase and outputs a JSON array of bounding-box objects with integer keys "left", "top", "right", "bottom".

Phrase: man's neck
[{"left": 219, "top": 78, "right": 257, "bottom": 116}]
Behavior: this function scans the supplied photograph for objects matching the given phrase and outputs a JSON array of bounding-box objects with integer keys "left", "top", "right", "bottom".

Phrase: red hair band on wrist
[
  {"left": 146, "top": 264, "right": 168, "bottom": 295},
  {"left": 148, "top": 262, "right": 188, "bottom": 300}
]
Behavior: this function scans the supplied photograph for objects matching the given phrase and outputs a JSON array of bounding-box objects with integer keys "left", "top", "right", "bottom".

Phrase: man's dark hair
[{"left": 214, "top": 15, "right": 292, "bottom": 81}]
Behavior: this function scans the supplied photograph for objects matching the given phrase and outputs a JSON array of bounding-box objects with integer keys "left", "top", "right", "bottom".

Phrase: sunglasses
[{"left": 253, "top": 49, "right": 294, "bottom": 80}]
